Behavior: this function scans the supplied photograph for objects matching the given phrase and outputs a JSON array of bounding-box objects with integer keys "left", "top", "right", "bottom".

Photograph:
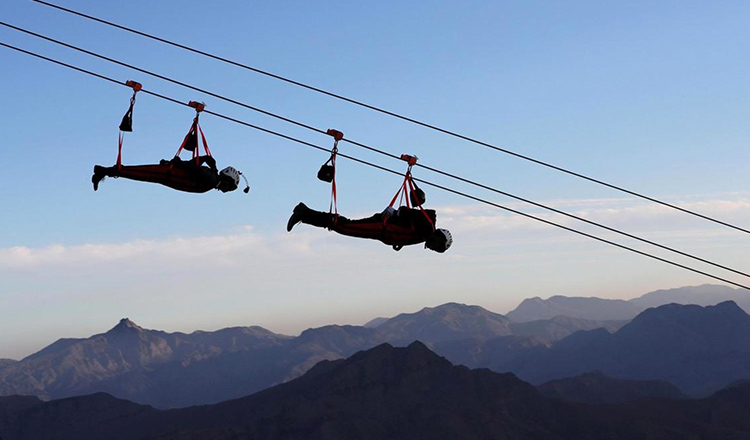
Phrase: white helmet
[
  {"left": 425, "top": 228, "right": 452, "bottom": 253},
  {"left": 218, "top": 166, "right": 240, "bottom": 192}
]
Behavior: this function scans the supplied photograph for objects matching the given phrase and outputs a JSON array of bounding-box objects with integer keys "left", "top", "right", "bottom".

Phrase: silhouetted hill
[
  {"left": 3, "top": 343, "right": 750, "bottom": 440},
  {"left": 538, "top": 371, "right": 685, "bottom": 404},
  {"left": 513, "top": 301, "right": 750, "bottom": 395},
  {"left": 0, "top": 393, "right": 156, "bottom": 440}
]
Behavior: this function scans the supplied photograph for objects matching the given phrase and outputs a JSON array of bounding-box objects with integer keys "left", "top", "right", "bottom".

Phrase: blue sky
[{"left": 1, "top": 0, "right": 749, "bottom": 359}]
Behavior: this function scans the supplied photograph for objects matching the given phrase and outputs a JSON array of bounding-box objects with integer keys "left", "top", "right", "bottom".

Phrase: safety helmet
[
  {"left": 425, "top": 228, "right": 452, "bottom": 253},
  {"left": 218, "top": 166, "right": 240, "bottom": 192}
]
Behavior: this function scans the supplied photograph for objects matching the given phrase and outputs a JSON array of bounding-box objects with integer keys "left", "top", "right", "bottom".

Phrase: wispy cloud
[
  {"left": 437, "top": 195, "right": 750, "bottom": 237},
  {"left": 2, "top": 195, "right": 748, "bottom": 270}
]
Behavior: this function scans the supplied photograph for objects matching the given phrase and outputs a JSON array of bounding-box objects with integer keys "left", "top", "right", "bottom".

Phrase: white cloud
[
  {"left": 0, "top": 230, "right": 267, "bottom": 270},
  {"left": 3, "top": 195, "right": 748, "bottom": 271},
  {"left": 437, "top": 195, "right": 750, "bottom": 237}
]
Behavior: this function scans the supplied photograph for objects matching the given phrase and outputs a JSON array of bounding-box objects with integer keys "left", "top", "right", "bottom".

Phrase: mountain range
[
  {"left": 1, "top": 284, "right": 748, "bottom": 408},
  {"left": 510, "top": 301, "right": 750, "bottom": 395},
  {"left": 507, "top": 284, "right": 750, "bottom": 322},
  {"left": 1, "top": 342, "right": 749, "bottom": 440},
  {"left": 0, "top": 303, "right": 621, "bottom": 408}
]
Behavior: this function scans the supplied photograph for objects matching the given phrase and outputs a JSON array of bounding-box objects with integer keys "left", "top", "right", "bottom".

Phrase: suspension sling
[
  {"left": 116, "top": 80, "right": 141, "bottom": 170},
  {"left": 387, "top": 154, "right": 435, "bottom": 229},
  {"left": 384, "top": 154, "right": 435, "bottom": 251},
  {"left": 174, "top": 101, "right": 213, "bottom": 162},
  {"left": 319, "top": 128, "right": 344, "bottom": 224}
]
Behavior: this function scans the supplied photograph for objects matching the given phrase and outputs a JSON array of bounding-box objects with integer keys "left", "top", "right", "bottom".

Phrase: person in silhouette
[
  {"left": 92, "top": 156, "right": 244, "bottom": 193},
  {"left": 286, "top": 202, "right": 452, "bottom": 252}
]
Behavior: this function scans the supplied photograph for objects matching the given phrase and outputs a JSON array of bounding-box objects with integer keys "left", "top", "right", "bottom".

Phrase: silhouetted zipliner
[
  {"left": 93, "top": 87, "right": 248, "bottom": 194},
  {"left": 92, "top": 156, "right": 240, "bottom": 193},
  {"left": 296, "top": 131, "right": 452, "bottom": 252},
  {"left": 287, "top": 203, "right": 452, "bottom": 252}
]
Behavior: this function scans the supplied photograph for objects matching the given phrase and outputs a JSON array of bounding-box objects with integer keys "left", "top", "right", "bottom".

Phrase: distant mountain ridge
[
  {"left": 2, "top": 284, "right": 748, "bottom": 408},
  {"left": 0, "top": 305, "right": 617, "bottom": 408},
  {"left": 0, "top": 318, "right": 292, "bottom": 408},
  {"left": 511, "top": 301, "right": 750, "bottom": 395},
  {"left": 506, "top": 284, "right": 750, "bottom": 322},
  {"left": 508, "top": 296, "right": 641, "bottom": 322}
]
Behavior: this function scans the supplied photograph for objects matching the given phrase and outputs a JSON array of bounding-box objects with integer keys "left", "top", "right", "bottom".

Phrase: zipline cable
[
  {"left": 2, "top": 39, "right": 748, "bottom": 291},
  {"left": 3, "top": 21, "right": 749, "bottom": 280},
  {"left": 28, "top": 0, "right": 750, "bottom": 236}
]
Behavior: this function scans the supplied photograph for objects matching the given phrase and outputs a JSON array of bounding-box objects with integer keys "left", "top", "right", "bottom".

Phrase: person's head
[
  {"left": 217, "top": 166, "right": 240, "bottom": 192},
  {"left": 425, "top": 228, "right": 452, "bottom": 253}
]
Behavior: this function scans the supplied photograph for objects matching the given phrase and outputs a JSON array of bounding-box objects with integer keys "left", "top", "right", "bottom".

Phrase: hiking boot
[
  {"left": 286, "top": 203, "right": 308, "bottom": 232},
  {"left": 92, "top": 165, "right": 106, "bottom": 191}
]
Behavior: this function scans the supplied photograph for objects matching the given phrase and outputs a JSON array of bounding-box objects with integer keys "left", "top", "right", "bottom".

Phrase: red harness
[
  {"left": 386, "top": 154, "right": 435, "bottom": 231},
  {"left": 174, "top": 101, "right": 213, "bottom": 163}
]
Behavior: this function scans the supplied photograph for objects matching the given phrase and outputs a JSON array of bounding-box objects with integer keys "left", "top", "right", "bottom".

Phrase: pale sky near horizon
[{"left": 2, "top": 0, "right": 750, "bottom": 359}]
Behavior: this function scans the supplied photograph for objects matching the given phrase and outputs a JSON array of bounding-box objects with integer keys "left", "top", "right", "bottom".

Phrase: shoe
[
  {"left": 286, "top": 203, "right": 308, "bottom": 232},
  {"left": 92, "top": 165, "right": 105, "bottom": 191}
]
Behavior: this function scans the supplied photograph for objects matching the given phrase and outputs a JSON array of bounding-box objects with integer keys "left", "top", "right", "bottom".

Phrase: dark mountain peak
[
  {"left": 107, "top": 318, "right": 144, "bottom": 334},
  {"left": 711, "top": 300, "right": 748, "bottom": 315},
  {"left": 290, "top": 341, "right": 456, "bottom": 393},
  {"left": 355, "top": 341, "right": 454, "bottom": 375}
]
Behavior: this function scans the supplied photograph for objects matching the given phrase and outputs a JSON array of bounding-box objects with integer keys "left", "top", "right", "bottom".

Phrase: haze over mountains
[
  {"left": 511, "top": 301, "right": 750, "bottom": 395},
  {"left": 1, "top": 284, "right": 748, "bottom": 409},
  {"left": 507, "top": 284, "right": 750, "bottom": 322},
  {"left": 2, "top": 343, "right": 750, "bottom": 440}
]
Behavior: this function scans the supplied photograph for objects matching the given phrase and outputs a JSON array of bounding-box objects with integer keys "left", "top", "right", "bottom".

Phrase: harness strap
[
  {"left": 198, "top": 124, "right": 212, "bottom": 157},
  {"left": 385, "top": 165, "right": 434, "bottom": 231},
  {"left": 115, "top": 80, "right": 141, "bottom": 169},
  {"left": 117, "top": 132, "right": 124, "bottom": 170},
  {"left": 407, "top": 176, "right": 435, "bottom": 231},
  {"left": 328, "top": 141, "right": 338, "bottom": 217},
  {"left": 175, "top": 117, "right": 199, "bottom": 158},
  {"left": 388, "top": 167, "right": 413, "bottom": 209},
  {"left": 324, "top": 128, "right": 343, "bottom": 226}
]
